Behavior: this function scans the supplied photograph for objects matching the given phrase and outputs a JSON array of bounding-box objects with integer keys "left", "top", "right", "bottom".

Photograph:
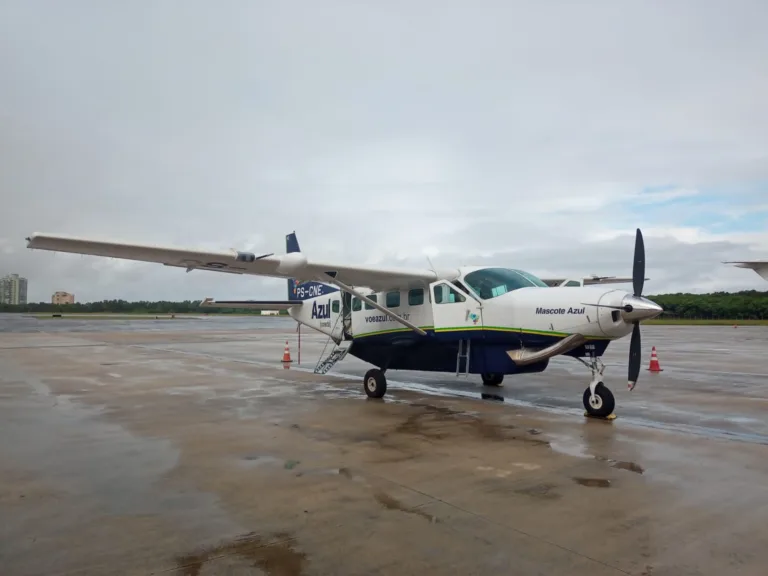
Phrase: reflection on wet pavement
[{"left": 1, "top": 314, "right": 768, "bottom": 575}]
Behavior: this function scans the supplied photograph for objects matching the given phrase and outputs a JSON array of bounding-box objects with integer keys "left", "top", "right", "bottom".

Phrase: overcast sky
[{"left": 2, "top": 0, "right": 768, "bottom": 303}]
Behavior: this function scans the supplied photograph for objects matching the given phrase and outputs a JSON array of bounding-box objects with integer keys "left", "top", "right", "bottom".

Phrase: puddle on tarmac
[
  {"left": 548, "top": 439, "right": 591, "bottom": 459},
  {"left": 612, "top": 460, "right": 645, "bottom": 474},
  {"left": 394, "top": 402, "right": 539, "bottom": 444},
  {"left": 175, "top": 531, "right": 306, "bottom": 576},
  {"left": 573, "top": 477, "right": 611, "bottom": 488},
  {"left": 513, "top": 482, "right": 561, "bottom": 500},
  {"left": 595, "top": 456, "right": 645, "bottom": 474},
  {"left": 295, "top": 466, "right": 357, "bottom": 480},
  {"left": 373, "top": 490, "right": 438, "bottom": 523},
  {"left": 240, "top": 454, "right": 282, "bottom": 468}
]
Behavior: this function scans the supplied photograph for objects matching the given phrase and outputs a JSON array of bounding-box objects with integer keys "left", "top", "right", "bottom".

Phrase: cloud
[{"left": 2, "top": 0, "right": 768, "bottom": 302}]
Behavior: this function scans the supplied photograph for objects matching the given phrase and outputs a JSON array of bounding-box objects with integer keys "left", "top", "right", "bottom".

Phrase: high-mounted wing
[
  {"left": 723, "top": 260, "right": 768, "bottom": 281},
  {"left": 25, "top": 232, "right": 449, "bottom": 292}
]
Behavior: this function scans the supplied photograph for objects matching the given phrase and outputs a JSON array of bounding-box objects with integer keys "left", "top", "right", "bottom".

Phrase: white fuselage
[{"left": 289, "top": 271, "right": 647, "bottom": 343}]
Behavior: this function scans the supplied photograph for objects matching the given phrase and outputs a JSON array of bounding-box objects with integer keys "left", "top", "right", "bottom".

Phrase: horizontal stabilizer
[
  {"left": 507, "top": 333, "right": 587, "bottom": 365},
  {"left": 200, "top": 298, "right": 301, "bottom": 310}
]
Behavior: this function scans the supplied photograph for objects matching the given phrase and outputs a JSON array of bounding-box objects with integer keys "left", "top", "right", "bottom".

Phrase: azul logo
[
  {"left": 311, "top": 300, "right": 331, "bottom": 319},
  {"left": 535, "top": 307, "right": 585, "bottom": 315},
  {"left": 466, "top": 312, "right": 479, "bottom": 325}
]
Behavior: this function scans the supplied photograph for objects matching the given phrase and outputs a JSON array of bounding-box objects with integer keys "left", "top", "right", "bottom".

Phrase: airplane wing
[
  {"left": 25, "top": 232, "right": 445, "bottom": 292},
  {"left": 199, "top": 298, "right": 301, "bottom": 310},
  {"left": 723, "top": 260, "right": 768, "bottom": 281}
]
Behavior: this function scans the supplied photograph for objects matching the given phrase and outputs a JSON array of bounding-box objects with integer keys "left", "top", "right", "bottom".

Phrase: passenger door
[
  {"left": 330, "top": 295, "right": 344, "bottom": 342},
  {"left": 429, "top": 281, "right": 483, "bottom": 337}
]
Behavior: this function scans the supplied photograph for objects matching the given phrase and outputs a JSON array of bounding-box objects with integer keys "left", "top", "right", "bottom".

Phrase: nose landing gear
[{"left": 576, "top": 355, "right": 616, "bottom": 419}]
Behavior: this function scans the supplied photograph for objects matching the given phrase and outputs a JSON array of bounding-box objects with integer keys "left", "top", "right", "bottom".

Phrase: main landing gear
[
  {"left": 576, "top": 356, "right": 616, "bottom": 419},
  {"left": 363, "top": 368, "right": 387, "bottom": 398},
  {"left": 481, "top": 373, "right": 504, "bottom": 387}
]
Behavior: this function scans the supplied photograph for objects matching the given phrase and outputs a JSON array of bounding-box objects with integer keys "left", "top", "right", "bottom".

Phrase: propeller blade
[
  {"left": 633, "top": 228, "right": 645, "bottom": 297},
  {"left": 628, "top": 321, "right": 641, "bottom": 390}
]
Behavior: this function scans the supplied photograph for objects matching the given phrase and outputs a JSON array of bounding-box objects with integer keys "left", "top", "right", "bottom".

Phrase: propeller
[
  {"left": 579, "top": 228, "right": 653, "bottom": 391},
  {"left": 627, "top": 228, "right": 645, "bottom": 391}
]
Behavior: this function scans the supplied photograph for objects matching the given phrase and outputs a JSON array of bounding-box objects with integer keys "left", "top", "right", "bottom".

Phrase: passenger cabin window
[
  {"left": 433, "top": 283, "right": 466, "bottom": 304},
  {"left": 352, "top": 297, "right": 362, "bottom": 311},
  {"left": 364, "top": 293, "right": 377, "bottom": 310},
  {"left": 408, "top": 288, "right": 424, "bottom": 306},
  {"left": 463, "top": 268, "right": 548, "bottom": 300},
  {"left": 386, "top": 291, "right": 400, "bottom": 308},
  {"left": 332, "top": 300, "right": 340, "bottom": 313}
]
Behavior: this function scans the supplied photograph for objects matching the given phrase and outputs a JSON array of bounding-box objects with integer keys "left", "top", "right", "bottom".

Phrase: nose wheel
[{"left": 582, "top": 382, "right": 615, "bottom": 418}]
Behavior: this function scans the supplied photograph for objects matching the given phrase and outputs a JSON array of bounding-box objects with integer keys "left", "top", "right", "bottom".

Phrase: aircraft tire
[
  {"left": 481, "top": 373, "right": 504, "bottom": 386},
  {"left": 582, "top": 382, "right": 615, "bottom": 417},
  {"left": 363, "top": 368, "right": 387, "bottom": 398}
]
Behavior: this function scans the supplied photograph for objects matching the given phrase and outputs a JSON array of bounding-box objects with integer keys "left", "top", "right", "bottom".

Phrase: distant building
[
  {"left": 52, "top": 291, "right": 75, "bottom": 305},
  {"left": 0, "top": 274, "right": 28, "bottom": 305},
  {"left": 261, "top": 310, "right": 281, "bottom": 316}
]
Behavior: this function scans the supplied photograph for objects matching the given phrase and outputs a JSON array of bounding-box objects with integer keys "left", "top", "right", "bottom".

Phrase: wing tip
[{"left": 26, "top": 232, "right": 44, "bottom": 247}]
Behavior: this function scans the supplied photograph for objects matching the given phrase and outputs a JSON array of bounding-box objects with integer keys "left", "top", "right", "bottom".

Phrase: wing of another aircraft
[
  {"left": 26, "top": 232, "right": 449, "bottom": 292},
  {"left": 541, "top": 276, "right": 648, "bottom": 287},
  {"left": 723, "top": 260, "right": 768, "bottom": 281}
]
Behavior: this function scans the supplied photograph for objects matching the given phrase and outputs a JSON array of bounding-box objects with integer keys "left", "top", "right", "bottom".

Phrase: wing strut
[{"left": 321, "top": 274, "right": 427, "bottom": 336}]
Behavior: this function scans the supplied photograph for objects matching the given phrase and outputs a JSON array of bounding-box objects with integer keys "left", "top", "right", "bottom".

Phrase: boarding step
[
  {"left": 456, "top": 339, "right": 471, "bottom": 377},
  {"left": 314, "top": 343, "right": 351, "bottom": 375}
]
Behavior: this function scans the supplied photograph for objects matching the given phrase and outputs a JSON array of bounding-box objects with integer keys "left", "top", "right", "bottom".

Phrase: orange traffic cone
[
  {"left": 282, "top": 340, "right": 292, "bottom": 364},
  {"left": 647, "top": 346, "right": 662, "bottom": 372}
]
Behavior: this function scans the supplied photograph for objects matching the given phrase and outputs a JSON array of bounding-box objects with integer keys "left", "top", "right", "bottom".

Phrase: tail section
[{"left": 285, "top": 231, "right": 339, "bottom": 300}]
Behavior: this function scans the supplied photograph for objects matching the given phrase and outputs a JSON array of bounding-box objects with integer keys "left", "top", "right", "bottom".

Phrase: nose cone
[{"left": 620, "top": 295, "right": 663, "bottom": 322}]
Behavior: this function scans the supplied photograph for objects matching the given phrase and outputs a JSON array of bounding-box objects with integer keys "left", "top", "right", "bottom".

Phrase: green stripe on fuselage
[{"left": 353, "top": 325, "right": 606, "bottom": 340}]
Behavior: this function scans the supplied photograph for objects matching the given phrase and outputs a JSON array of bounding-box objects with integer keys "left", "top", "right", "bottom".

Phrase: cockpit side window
[{"left": 463, "top": 268, "right": 547, "bottom": 300}]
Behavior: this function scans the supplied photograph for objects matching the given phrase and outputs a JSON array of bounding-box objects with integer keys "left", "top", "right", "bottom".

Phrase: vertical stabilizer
[{"left": 285, "top": 231, "right": 339, "bottom": 300}]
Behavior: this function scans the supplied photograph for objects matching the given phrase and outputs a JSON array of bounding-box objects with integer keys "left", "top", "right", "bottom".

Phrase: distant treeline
[
  {"left": 2, "top": 290, "right": 768, "bottom": 319},
  {"left": 648, "top": 290, "right": 768, "bottom": 320}
]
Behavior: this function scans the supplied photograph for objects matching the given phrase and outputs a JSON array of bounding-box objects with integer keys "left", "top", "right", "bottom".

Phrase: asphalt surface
[{"left": 1, "top": 313, "right": 767, "bottom": 575}]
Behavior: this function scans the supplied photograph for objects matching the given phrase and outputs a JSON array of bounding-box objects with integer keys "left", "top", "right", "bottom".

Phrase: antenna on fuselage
[{"left": 426, "top": 255, "right": 437, "bottom": 274}]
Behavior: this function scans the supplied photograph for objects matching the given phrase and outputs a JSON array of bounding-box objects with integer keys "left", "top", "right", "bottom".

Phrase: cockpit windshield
[{"left": 463, "top": 267, "right": 548, "bottom": 299}]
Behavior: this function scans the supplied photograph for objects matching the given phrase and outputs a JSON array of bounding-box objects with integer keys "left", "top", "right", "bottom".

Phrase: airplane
[
  {"left": 25, "top": 228, "right": 663, "bottom": 418},
  {"left": 723, "top": 260, "right": 768, "bottom": 282}
]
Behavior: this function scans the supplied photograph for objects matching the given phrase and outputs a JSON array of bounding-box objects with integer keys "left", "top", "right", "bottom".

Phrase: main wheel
[
  {"left": 582, "top": 382, "right": 615, "bottom": 418},
  {"left": 481, "top": 373, "right": 504, "bottom": 386},
  {"left": 363, "top": 368, "right": 387, "bottom": 398}
]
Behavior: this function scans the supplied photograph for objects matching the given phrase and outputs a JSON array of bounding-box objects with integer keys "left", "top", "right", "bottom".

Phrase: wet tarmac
[{"left": 1, "top": 313, "right": 767, "bottom": 575}]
